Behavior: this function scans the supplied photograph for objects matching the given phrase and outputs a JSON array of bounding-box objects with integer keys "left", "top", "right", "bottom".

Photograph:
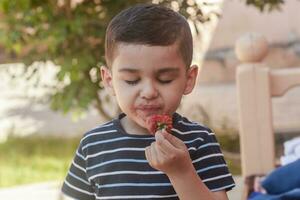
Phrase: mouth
[{"left": 135, "top": 105, "right": 162, "bottom": 116}]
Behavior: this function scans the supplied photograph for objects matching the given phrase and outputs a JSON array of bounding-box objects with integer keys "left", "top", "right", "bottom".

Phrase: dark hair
[{"left": 105, "top": 4, "right": 193, "bottom": 68}]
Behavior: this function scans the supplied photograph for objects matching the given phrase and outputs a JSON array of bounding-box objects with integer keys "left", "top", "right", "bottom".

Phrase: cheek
[
  {"left": 113, "top": 83, "right": 136, "bottom": 106},
  {"left": 162, "top": 88, "right": 183, "bottom": 108},
  {"left": 169, "top": 94, "right": 182, "bottom": 105}
]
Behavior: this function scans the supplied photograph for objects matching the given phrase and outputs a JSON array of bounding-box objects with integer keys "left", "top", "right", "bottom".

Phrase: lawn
[
  {"left": 0, "top": 136, "right": 80, "bottom": 187},
  {"left": 0, "top": 134, "right": 241, "bottom": 188}
]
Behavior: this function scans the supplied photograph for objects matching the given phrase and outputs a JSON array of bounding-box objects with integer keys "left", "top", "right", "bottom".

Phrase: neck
[{"left": 120, "top": 116, "right": 150, "bottom": 136}]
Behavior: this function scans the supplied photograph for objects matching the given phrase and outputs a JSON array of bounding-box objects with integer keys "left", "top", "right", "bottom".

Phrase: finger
[
  {"left": 154, "top": 138, "right": 169, "bottom": 159},
  {"left": 146, "top": 145, "right": 159, "bottom": 168},
  {"left": 150, "top": 142, "right": 158, "bottom": 159},
  {"left": 155, "top": 131, "right": 176, "bottom": 154},
  {"left": 152, "top": 141, "right": 169, "bottom": 167},
  {"left": 145, "top": 146, "right": 152, "bottom": 163},
  {"left": 162, "top": 130, "right": 186, "bottom": 149}
]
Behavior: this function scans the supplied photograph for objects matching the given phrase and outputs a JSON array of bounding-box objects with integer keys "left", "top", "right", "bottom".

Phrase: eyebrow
[
  {"left": 156, "top": 67, "right": 179, "bottom": 74},
  {"left": 118, "top": 68, "right": 139, "bottom": 73},
  {"left": 118, "top": 67, "right": 180, "bottom": 74}
]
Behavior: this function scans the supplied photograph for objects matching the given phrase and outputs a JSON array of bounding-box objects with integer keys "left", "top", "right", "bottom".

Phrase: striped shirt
[{"left": 62, "top": 112, "right": 235, "bottom": 200}]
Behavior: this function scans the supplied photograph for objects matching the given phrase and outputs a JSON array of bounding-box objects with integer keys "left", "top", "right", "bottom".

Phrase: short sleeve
[
  {"left": 62, "top": 141, "right": 95, "bottom": 200},
  {"left": 193, "top": 130, "right": 235, "bottom": 192}
]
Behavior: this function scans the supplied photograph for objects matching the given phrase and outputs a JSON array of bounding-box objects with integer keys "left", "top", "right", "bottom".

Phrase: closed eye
[
  {"left": 125, "top": 78, "right": 173, "bottom": 85},
  {"left": 158, "top": 79, "right": 173, "bottom": 84},
  {"left": 125, "top": 79, "right": 140, "bottom": 85}
]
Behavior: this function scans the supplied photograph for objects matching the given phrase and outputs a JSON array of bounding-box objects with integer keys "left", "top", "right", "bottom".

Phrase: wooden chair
[{"left": 235, "top": 33, "right": 300, "bottom": 199}]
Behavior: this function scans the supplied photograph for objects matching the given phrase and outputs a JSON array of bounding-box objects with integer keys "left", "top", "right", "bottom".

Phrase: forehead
[{"left": 111, "top": 43, "right": 186, "bottom": 72}]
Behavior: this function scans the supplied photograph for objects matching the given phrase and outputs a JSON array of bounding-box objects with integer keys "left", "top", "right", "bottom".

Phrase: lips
[
  {"left": 138, "top": 105, "right": 160, "bottom": 109},
  {"left": 135, "top": 105, "right": 162, "bottom": 116}
]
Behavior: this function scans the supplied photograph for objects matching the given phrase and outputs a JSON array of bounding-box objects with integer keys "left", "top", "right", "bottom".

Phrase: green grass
[
  {"left": 217, "top": 134, "right": 240, "bottom": 153},
  {"left": 0, "top": 135, "right": 80, "bottom": 187},
  {"left": 0, "top": 134, "right": 242, "bottom": 187},
  {"left": 216, "top": 134, "right": 241, "bottom": 175},
  {"left": 225, "top": 157, "right": 241, "bottom": 175}
]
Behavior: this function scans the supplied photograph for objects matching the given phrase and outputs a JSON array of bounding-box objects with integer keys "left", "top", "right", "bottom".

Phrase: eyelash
[
  {"left": 125, "top": 80, "right": 140, "bottom": 85},
  {"left": 158, "top": 79, "right": 173, "bottom": 84},
  {"left": 125, "top": 79, "right": 173, "bottom": 85}
]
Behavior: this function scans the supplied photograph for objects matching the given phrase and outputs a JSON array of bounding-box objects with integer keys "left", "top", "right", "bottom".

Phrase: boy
[{"left": 62, "top": 4, "right": 235, "bottom": 200}]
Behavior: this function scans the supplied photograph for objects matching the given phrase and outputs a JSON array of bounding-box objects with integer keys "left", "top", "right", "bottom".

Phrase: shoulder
[
  {"left": 78, "top": 119, "right": 119, "bottom": 150},
  {"left": 172, "top": 112, "right": 215, "bottom": 142}
]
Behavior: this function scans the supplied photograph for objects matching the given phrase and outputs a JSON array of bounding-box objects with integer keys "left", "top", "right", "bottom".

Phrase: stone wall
[{"left": 199, "top": 40, "right": 300, "bottom": 83}]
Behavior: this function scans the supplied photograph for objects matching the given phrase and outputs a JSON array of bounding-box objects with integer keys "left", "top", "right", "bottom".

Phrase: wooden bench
[{"left": 235, "top": 33, "right": 300, "bottom": 199}]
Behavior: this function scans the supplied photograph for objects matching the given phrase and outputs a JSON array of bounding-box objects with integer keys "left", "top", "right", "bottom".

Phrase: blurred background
[{"left": 0, "top": 0, "right": 299, "bottom": 199}]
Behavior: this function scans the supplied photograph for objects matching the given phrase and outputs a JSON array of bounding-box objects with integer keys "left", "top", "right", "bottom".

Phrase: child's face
[{"left": 101, "top": 43, "right": 198, "bottom": 132}]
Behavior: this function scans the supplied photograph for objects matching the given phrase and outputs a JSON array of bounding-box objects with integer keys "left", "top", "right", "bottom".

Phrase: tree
[
  {"left": 246, "top": 0, "right": 284, "bottom": 12},
  {"left": 0, "top": 0, "right": 284, "bottom": 120}
]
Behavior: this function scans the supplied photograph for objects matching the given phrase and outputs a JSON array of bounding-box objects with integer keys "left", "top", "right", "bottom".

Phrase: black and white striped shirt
[{"left": 62, "top": 112, "right": 235, "bottom": 200}]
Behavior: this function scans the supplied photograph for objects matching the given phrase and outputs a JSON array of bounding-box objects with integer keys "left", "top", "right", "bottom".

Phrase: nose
[{"left": 140, "top": 80, "right": 158, "bottom": 100}]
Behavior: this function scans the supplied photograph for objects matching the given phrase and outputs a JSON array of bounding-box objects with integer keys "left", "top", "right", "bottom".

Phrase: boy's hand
[
  {"left": 145, "top": 130, "right": 194, "bottom": 176},
  {"left": 146, "top": 131, "right": 220, "bottom": 200}
]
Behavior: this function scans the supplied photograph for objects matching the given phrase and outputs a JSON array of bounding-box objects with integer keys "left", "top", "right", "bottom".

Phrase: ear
[
  {"left": 183, "top": 65, "right": 198, "bottom": 95},
  {"left": 100, "top": 66, "right": 115, "bottom": 96}
]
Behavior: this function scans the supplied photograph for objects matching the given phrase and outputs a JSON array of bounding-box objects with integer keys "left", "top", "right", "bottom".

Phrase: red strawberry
[{"left": 146, "top": 114, "right": 173, "bottom": 135}]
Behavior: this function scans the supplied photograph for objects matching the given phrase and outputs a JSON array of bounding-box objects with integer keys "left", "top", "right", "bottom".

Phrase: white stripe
[
  {"left": 89, "top": 170, "right": 163, "bottom": 181},
  {"left": 96, "top": 194, "right": 178, "bottom": 199},
  {"left": 178, "top": 120, "right": 201, "bottom": 126},
  {"left": 83, "top": 138, "right": 214, "bottom": 158},
  {"left": 84, "top": 142, "right": 214, "bottom": 162},
  {"left": 94, "top": 122, "right": 113, "bottom": 129},
  {"left": 86, "top": 159, "right": 148, "bottom": 170},
  {"left": 81, "top": 129, "right": 117, "bottom": 142},
  {"left": 72, "top": 160, "right": 86, "bottom": 172},
  {"left": 178, "top": 120, "right": 205, "bottom": 127},
  {"left": 101, "top": 122, "right": 114, "bottom": 127},
  {"left": 202, "top": 173, "right": 233, "bottom": 183},
  {"left": 192, "top": 153, "right": 223, "bottom": 164},
  {"left": 196, "top": 164, "right": 227, "bottom": 173},
  {"left": 68, "top": 171, "right": 91, "bottom": 185},
  {"left": 64, "top": 180, "right": 94, "bottom": 196},
  {"left": 172, "top": 128, "right": 210, "bottom": 135},
  {"left": 184, "top": 137, "right": 204, "bottom": 143},
  {"left": 211, "top": 183, "right": 236, "bottom": 192},
  {"left": 96, "top": 182, "right": 172, "bottom": 189},
  {"left": 197, "top": 142, "right": 220, "bottom": 150},
  {"left": 188, "top": 147, "right": 197, "bottom": 151},
  {"left": 86, "top": 148, "right": 145, "bottom": 160},
  {"left": 82, "top": 137, "right": 154, "bottom": 150},
  {"left": 76, "top": 150, "right": 85, "bottom": 160}
]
